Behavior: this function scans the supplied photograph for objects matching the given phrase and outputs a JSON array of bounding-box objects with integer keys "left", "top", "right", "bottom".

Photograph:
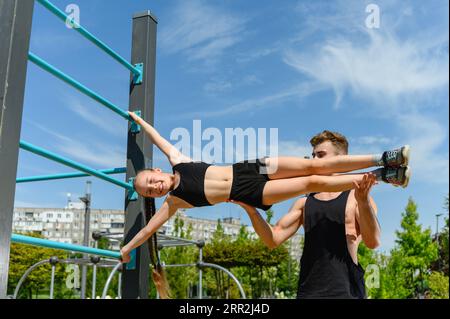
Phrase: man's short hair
[{"left": 310, "top": 130, "right": 349, "bottom": 155}]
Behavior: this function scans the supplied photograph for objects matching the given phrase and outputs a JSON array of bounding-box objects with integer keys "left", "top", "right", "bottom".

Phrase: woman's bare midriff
[{"left": 203, "top": 165, "right": 234, "bottom": 204}]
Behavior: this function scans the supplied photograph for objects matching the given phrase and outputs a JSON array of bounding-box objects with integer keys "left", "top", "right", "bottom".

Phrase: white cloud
[
  {"left": 65, "top": 97, "right": 127, "bottom": 137},
  {"left": 284, "top": 32, "right": 449, "bottom": 108},
  {"left": 275, "top": 141, "right": 312, "bottom": 158},
  {"left": 29, "top": 122, "right": 125, "bottom": 168},
  {"left": 203, "top": 80, "right": 232, "bottom": 94},
  {"left": 14, "top": 200, "right": 58, "bottom": 208},
  {"left": 184, "top": 82, "right": 324, "bottom": 118},
  {"left": 203, "top": 75, "right": 263, "bottom": 95},
  {"left": 236, "top": 47, "right": 280, "bottom": 63},
  {"left": 284, "top": 2, "right": 449, "bottom": 185},
  {"left": 398, "top": 114, "right": 449, "bottom": 184},
  {"left": 160, "top": 0, "right": 246, "bottom": 63},
  {"left": 352, "top": 135, "right": 393, "bottom": 146}
]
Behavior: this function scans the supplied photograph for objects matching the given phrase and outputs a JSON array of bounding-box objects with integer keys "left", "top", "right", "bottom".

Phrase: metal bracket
[
  {"left": 132, "top": 63, "right": 144, "bottom": 85},
  {"left": 125, "top": 249, "right": 137, "bottom": 270},
  {"left": 127, "top": 178, "right": 138, "bottom": 201},
  {"left": 130, "top": 110, "right": 141, "bottom": 134}
]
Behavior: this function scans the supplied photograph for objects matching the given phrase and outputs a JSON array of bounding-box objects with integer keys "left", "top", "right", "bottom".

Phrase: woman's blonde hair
[
  {"left": 144, "top": 197, "right": 171, "bottom": 299},
  {"left": 152, "top": 264, "right": 171, "bottom": 299}
]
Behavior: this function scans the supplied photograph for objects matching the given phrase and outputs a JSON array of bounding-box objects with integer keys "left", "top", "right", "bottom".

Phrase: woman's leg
[
  {"left": 264, "top": 146, "right": 410, "bottom": 179},
  {"left": 264, "top": 156, "right": 376, "bottom": 179},
  {"left": 262, "top": 173, "right": 369, "bottom": 205}
]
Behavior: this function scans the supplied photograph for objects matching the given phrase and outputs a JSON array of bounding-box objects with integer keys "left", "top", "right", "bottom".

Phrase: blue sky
[{"left": 15, "top": 0, "right": 449, "bottom": 253}]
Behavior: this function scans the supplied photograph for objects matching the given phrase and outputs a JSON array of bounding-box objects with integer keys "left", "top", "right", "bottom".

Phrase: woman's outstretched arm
[
  {"left": 120, "top": 197, "right": 179, "bottom": 262},
  {"left": 128, "top": 111, "right": 191, "bottom": 166}
]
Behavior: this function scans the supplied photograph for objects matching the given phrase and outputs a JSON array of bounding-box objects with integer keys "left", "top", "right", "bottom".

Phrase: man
[{"left": 231, "top": 131, "right": 381, "bottom": 298}]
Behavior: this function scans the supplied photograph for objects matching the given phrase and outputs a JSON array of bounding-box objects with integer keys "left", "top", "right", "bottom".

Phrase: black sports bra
[{"left": 170, "top": 162, "right": 212, "bottom": 207}]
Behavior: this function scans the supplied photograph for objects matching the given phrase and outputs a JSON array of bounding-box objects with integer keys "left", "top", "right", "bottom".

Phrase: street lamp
[{"left": 79, "top": 181, "right": 92, "bottom": 299}]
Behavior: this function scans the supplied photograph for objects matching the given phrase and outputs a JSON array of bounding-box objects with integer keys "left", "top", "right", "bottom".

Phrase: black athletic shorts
[{"left": 229, "top": 158, "right": 272, "bottom": 211}]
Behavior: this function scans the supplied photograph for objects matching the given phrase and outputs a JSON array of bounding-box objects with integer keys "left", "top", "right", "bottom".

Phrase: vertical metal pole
[
  {"left": 92, "top": 242, "right": 98, "bottom": 299},
  {"left": 199, "top": 247, "right": 203, "bottom": 299},
  {"left": 50, "top": 265, "right": 56, "bottom": 299},
  {"left": 122, "top": 11, "right": 158, "bottom": 299},
  {"left": 92, "top": 264, "right": 97, "bottom": 299},
  {"left": 118, "top": 273, "right": 122, "bottom": 299},
  {"left": 80, "top": 181, "right": 92, "bottom": 299},
  {"left": 0, "top": 0, "right": 35, "bottom": 299}
]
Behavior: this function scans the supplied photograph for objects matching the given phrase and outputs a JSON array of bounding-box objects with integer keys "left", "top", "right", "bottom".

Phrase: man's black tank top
[
  {"left": 171, "top": 162, "right": 212, "bottom": 207},
  {"left": 297, "top": 191, "right": 366, "bottom": 299}
]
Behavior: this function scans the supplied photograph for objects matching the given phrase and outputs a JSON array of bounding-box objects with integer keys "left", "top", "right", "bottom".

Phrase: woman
[{"left": 121, "top": 111, "right": 410, "bottom": 262}]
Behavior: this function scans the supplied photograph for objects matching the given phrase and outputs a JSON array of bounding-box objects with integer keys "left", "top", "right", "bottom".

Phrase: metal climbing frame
[
  {"left": 0, "top": 0, "right": 157, "bottom": 298},
  {"left": 157, "top": 234, "right": 247, "bottom": 299},
  {"left": 13, "top": 256, "right": 121, "bottom": 299}
]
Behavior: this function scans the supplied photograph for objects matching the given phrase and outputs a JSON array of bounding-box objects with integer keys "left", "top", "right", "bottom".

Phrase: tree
[
  {"left": 265, "top": 209, "right": 274, "bottom": 224},
  {"left": 8, "top": 232, "right": 69, "bottom": 299},
  {"left": 427, "top": 271, "right": 449, "bottom": 299},
  {"left": 438, "top": 195, "right": 449, "bottom": 275},
  {"left": 389, "top": 198, "right": 438, "bottom": 298}
]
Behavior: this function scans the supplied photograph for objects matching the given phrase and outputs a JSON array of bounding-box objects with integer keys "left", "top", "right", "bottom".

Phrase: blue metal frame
[
  {"left": 36, "top": 0, "right": 143, "bottom": 83},
  {"left": 28, "top": 52, "right": 132, "bottom": 121},
  {"left": 11, "top": 234, "right": 121, "bottom": 259},
  {"left": 19, "top": 140, "right": 137, "bottom": 200},
  {"left": 16, "top": 167, "right": 126, "bottom": 183}
]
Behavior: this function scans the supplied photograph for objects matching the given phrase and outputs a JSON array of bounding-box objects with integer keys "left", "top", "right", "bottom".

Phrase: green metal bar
[
  {"left": 28, "top": 52, "right": 131, "bottom": 121},
  {"left": 19, "top": 140, "right": 133, "bottom": 191},
  {"left": 35, "top": 0, "right": 142, "bottom": 78},
  {"left": 11, "top": 234, "right": 121, "bottom": 259},
  {"left": 17, "top": 167, "right": 126, "bottom": 183}
]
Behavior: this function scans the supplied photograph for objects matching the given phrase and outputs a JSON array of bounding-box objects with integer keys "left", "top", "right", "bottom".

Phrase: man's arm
[
  {"left": 231, "top": 198, "right": 305, "bottom": 249},
  {"left": 128, "top": 111, "right": 191, "bottom": 165},
  {"left": 354, "top": 174, "right": 381, "bottom": 249}
]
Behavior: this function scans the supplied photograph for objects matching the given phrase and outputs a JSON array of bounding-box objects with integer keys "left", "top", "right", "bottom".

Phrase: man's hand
[{"left": 353, "top": 173, "right": 377, "bottom": 203}]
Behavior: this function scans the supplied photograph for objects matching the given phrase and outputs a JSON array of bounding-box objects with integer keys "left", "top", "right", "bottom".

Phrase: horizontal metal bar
[
  {"left": 11, "top": 234, "right": 121, "bottom": 259},
  {"left": 163, "top": 263, "right": 197, "bottom": 268},
  {"left": 35, "top": 0, "right": 141, "bottom": 77},
  {"left": 16, "top": 167, "right": 126, "bottom": 183},
  {"left": 19, "top": 140, "right": 133, "bottom": 191},
  {"left": 28, "top": 52, "right": 131, "bottom": 121}
]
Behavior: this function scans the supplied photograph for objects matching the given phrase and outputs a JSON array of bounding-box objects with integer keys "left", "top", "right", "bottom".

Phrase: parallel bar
[
  {"left": 17, "top": 167, "right": 126, "bottom": 183},
  {"left": 36, "top": 0, "right": 142, "bottom": 77},
  {"left": 28, "top": 52, "right": 131, "bottom": 121},
  {"left": 19, "top": 140, "right": 133, "bottom": 191},
  {"left": 11, "top": 234, "right": 121, "bottom": 259},
  {"left": 0, "top": 0, "right": 35, "bottom": 299},
  {"left": 122, "top": 10, "right": 158, "bottom": 299}
]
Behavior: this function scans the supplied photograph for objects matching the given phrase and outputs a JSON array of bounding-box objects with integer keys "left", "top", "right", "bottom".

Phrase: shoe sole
[
  {"left": 401, "top": 145, "right": 410, "bottom": 167},
  {"left": 401, "top": 166, "right": 411, "bottom": 188}
]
